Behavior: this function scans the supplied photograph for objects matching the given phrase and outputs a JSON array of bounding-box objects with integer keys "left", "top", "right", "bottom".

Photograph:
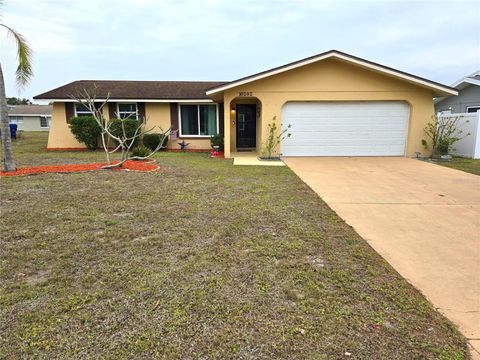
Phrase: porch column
[{"left": 223, "top": 95, "right": 233, "bottom": 158}]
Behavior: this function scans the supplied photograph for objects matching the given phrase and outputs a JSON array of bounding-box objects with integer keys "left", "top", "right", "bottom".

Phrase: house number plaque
[{"left": 238, "top": 91, "right": 253, "bottom": 97}]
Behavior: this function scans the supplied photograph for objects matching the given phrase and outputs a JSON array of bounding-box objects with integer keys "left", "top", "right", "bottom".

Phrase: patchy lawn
[
  {"left": 430, "top": 157, "right": 480, "bottom": 176},
  {"left": 6, "top": 132, "right": 117, "bottom": 167},
  {"left": 0, "top": 133, "right": 469, "bottom": 358}
]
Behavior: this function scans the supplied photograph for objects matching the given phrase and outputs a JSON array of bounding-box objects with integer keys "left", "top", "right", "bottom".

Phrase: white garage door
[{"left": 281, "top": 101, "right": 410, "bottom": 156}]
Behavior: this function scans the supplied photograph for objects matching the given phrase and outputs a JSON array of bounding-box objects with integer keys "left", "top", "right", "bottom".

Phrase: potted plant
[{"left": 210, "top": 133, "right": 224, "bottom": 158}]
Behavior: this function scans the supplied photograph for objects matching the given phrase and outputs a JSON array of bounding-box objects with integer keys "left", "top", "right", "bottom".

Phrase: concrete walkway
[
  {"left": 283, "top": 157, "right": 480, "bottom": 357},
  {"left": 232, "top": 152, "right": 285, "bottom": 166}
]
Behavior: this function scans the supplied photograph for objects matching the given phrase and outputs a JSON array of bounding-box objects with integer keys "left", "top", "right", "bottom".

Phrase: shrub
[
  {"left": 422, "top": 114, "right": 469, "bottom": 157},
  {"left": 69, "top": 116, "right": 102, "bottom": 150},
  {"left": 143, "top": 133, "right": 169, "bottom": 151},
  {"left": 131, "top": 145, "right": 151, "bottom": 158},
  {"left": 109, "top": 119, "right": 142, "bottom": 148},
  {"left": 261, "top": 116, "right": 291, "bottom": 158},
  {"left": 210, "top": 133, "right": 224, "bottom": 150}
]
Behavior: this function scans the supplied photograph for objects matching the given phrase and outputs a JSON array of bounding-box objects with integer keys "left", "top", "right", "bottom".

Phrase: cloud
[
  {"left": 3, "top": 13, "right": 75, "bottom": 53},
  {"left": 0, "top": 0, "right": 478, "bottom": 99}
]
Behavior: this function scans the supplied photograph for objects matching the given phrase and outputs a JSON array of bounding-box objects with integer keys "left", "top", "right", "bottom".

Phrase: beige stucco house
[
  {"left": 34, "top": 50, "right": 457, "bottom": 157},
  {"left": 8, "top": 105, "right": 52, "bottom": 131}
]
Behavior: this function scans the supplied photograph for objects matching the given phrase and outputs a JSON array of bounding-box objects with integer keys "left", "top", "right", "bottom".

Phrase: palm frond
[{"left": 0, "top": 23, "right": 33, "bottom": 88}]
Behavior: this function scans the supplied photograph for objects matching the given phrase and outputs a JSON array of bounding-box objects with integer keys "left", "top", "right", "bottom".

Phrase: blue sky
[{"left": 1, "top": 0, "right": 479, "bottom": 102}]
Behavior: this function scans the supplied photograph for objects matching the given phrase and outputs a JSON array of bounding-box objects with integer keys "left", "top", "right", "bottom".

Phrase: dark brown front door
[{"left": 236, "top": 104, "right": 256, "bottom": 148}]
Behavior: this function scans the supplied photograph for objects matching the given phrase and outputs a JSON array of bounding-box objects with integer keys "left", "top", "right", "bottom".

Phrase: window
[
  {"left": 75, "top": 103, "right": 94, "bottom": 117},
  {"left": 40, "top": 116, "right": 50, "bottom": 128},
  {"left": 466, "top": 106, "right": 480, "bottom": 113},
  {"left": 179, "top": 104, "right": 217, "bottom": 136},
  {"left": 117, "top": 103, "right": 138, "bottom": 119},
  {"left": 9, "top": 116, "right": 23, "bottom": 124}
]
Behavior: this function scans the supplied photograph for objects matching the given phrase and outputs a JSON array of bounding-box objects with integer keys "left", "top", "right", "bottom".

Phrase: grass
[
  {"left": 0, "top": 132, "right": 470, "bottom": 358},
  {"left": 430, "top": 156, "right": 480, "bottom": 176}
]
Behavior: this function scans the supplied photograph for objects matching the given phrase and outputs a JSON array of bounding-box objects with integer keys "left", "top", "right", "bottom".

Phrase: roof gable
[
  {"left": 206, "top": 50, "right": 457, "bottom": 97},
  {"left": 434, "top": 70, "right": 480, "bottom": 104},
  {"left": 451, "top": 71, "right": 480, "bottom": 90}
]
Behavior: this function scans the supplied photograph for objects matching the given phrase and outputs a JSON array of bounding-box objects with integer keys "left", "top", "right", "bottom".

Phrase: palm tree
[{"left": 0, "top": 2, "right": 33, "bottom": 171}]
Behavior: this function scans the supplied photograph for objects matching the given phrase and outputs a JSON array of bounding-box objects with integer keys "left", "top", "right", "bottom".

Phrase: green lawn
[
  {"left": 431, "top": 157, "right": 480, "bottom": 176},
  {"left": 0, "top": 133, "right": 469, "bottom": 358}
]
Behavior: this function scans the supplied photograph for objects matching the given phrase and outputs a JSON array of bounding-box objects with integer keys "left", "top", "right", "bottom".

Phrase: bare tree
[
  {"left": 71, "top": 87, "right": 171, "bottom": 168},
  {"left": 1, "top": 1, "right": 34, "bottom": 172}
]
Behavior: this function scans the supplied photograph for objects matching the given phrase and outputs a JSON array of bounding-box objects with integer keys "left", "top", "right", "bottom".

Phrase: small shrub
[
  {"left": 109, "top": 119, "right": 142, "bottom": 147},
  {"left": 261, "top": 116, "right": 291, "bottom": 158},
  {"left": 422, "top": 114, "right": 469, "bottom": 157},
  {"left": 210, "top": 133, "right": 224, "bottom": 150},
  {"left": 69, "top": 116, "right": 102, "bottom": 150},
  {"left": 131, "top": 145, "right": 151, "bottom": 158},
  {"left": 143, "top": 133, "right": 168, "bottom": 151}
]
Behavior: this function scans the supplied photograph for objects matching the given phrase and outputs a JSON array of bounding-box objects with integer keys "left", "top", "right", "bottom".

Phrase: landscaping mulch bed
[{"left": 0, "top": 160, "right": 159, "bottom": 177}]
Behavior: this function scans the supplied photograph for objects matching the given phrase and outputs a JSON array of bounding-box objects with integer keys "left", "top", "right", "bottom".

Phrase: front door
[{"left": 236, "top": 104, "right": 256, "bottom": 148}]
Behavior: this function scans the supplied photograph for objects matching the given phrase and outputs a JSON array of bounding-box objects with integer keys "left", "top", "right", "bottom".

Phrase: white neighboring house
[
  {"left": 8, "top": 104, "right": 52, "bottom": 131},
  {"left": 435, "top": 71, "right": 480, "bottom": 159}
]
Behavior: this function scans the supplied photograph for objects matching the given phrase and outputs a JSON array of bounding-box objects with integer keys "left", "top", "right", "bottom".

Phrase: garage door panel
[
  {"left": 284, "top": 119, "right": 408, "bottom": 129},
  {"left": 288, "top": 123, "right": 407, "bottom": 132},
  {"left": 281, "top": 102, "right": 409, "bottom": 156},
  {"left": 288, "top": 131, "right": 406, "bottom": 141}
]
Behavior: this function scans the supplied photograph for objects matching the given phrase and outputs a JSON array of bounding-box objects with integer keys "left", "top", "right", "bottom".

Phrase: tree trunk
[{"left": 0, "top": 63, "right": 16, "bottom": 172}]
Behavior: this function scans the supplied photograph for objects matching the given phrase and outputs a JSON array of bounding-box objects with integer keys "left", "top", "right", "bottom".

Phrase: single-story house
[
  {"left": 34, "top": 50, "right": 457, "bottom": 158},
  {"left": 434, "top": 70, "right": 480, "bottom": 114},
  {"left": 8, "top": 104, "right": 52, "bottom": 131}
]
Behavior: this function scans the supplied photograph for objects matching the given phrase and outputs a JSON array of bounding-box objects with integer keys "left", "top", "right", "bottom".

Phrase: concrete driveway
[{"left": 283, "top": 157, "right": 480, "bottom": 356}]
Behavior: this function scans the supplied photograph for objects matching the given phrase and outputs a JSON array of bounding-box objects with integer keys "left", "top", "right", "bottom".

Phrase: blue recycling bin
[{"left": 9, "top": 124, "right": 18, "bottom": 139}]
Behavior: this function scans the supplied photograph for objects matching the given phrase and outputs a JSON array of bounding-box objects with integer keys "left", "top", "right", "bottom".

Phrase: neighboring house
[
  {"left": 33, "top": 50, "right": 457, "bottom": 158},
  {"left": 434, "top": 70, "right": 480, "bottom": 114},
  {"left": 8, "top": 104, "right": 52, "bottom": 131}
]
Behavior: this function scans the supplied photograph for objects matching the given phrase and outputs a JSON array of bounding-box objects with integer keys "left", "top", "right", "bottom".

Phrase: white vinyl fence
[{"left": 438, "top": 112, "right": 480, "bottom": 159}]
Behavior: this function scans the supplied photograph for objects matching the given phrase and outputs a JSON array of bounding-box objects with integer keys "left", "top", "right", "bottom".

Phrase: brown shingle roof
[
  {"left": 33, "top": 80, "right": 227, "bottom": 100},
  {"left": 8, "top": 104, "right": 53, "bottom": 116}
]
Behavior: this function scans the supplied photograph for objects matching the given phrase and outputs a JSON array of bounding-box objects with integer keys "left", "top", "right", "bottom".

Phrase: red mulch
[{"left": 0, "top": 160, "right": 159, "bottom": 177}]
